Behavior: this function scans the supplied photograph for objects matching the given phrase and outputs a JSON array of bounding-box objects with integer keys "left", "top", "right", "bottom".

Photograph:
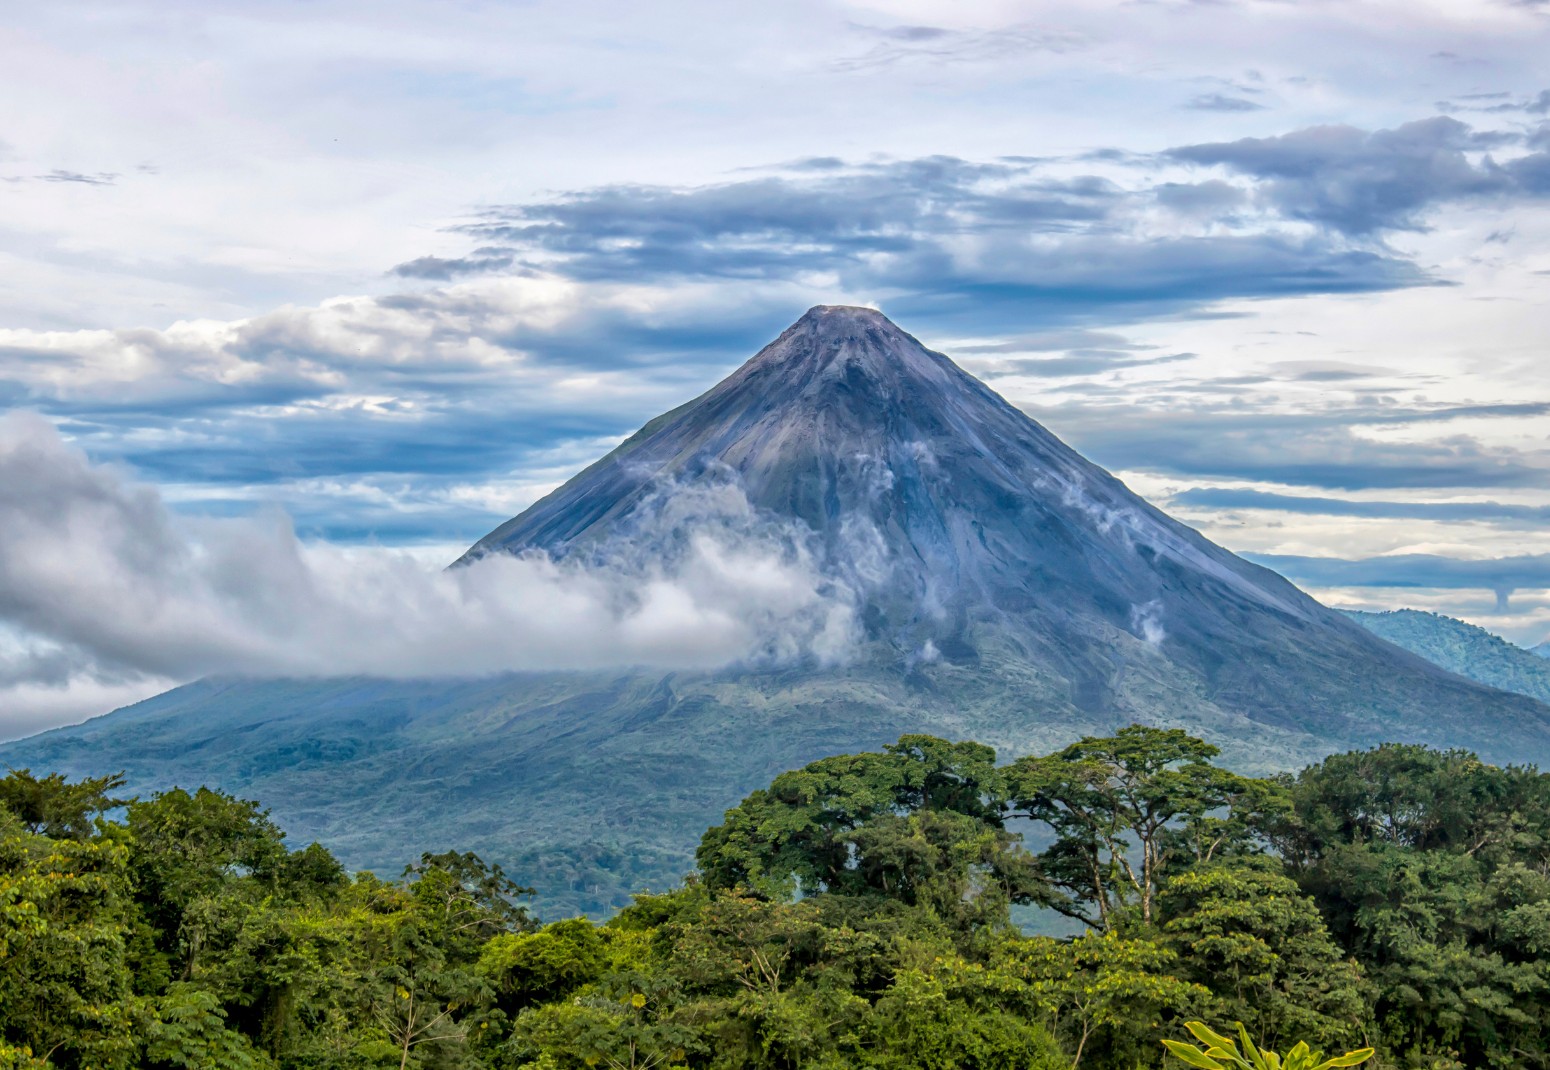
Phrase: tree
[
  {"left": 0, "top": 768, "right": 125, "bottom": 840},
  {"left": 124, "top": 786, "right": 292, "bottom": 973},
  {"left": 143, "top": 984, "right": 274, "bottom": 1070},
  {"left": 1013, "top": 929, "right": 1208, "bottom": 1068},
  {"left": 480, "top": 916, "right": 612, "bottom": 1013},
  {"left": 1007, "top": 726, "right": 1269, "bottom": 929},
  {"left": 506, "top": 974, "right": 699, "bottom": 1070},
  {"left": 1279, "top": 744, "right": 1550, "bottom": 1067},
  {"left": 0, "top": 819, "right": 140, "bottom": 1069},
  {"left": 697, "top": 735, "right": 1048, "bottom": 931},
  {"left": 864, "top": 959, "right": 1067, "bottom": 1070},
  {"left": 1157, "top": 859, "right": 1367, "bottom": 1055},
  {"left": 404, "top": 850, "right": 536, "bottom": 943}
]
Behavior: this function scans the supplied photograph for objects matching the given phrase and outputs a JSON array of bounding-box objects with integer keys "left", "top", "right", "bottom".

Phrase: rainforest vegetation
[{"left": 2, "top": 727, "right": 1548, "bottom": 1069}]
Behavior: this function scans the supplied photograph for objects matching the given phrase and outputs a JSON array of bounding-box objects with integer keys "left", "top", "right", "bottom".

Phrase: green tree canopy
[
  {"left": 697, "top": 735, "right": 1047, "bottom": 931},
  {"left": 1007, "top": 726, "right": 1277, "bottom": 928}
]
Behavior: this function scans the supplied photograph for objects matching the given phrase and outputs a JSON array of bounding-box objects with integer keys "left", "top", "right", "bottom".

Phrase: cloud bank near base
[{"left": 0, "top": 413, "right": 857, "bottom": 737}]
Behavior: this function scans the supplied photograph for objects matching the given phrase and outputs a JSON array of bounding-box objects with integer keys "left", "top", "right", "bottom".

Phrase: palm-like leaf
[{"left": 1163, "top": 1023, "right": 1374, "bottom": 1070}]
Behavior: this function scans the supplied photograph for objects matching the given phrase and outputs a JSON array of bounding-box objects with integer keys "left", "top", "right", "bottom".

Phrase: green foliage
[
  {"left": 480, "top": 918, "right": 610, "bottom": 1010},
  {"left": 0, "top": 769, "right": 125, "bottom": 840},
  {"left": 1157, "top": 859, "right": 1367, "bottom": 1054},
  {"left": 1279, "top": 744, "right": 1550, "bottom": 1067},
  {"left": 1009, "top": 927, "right": 1208, "bottom": 1066},
  {"left": 1345, "top": 608, "right": 1550, "bottom": 706},
  {"left": 7, "top": 734, "right": 1550, "bottom": 1069},
  {"left": 1008, "top": 726, "right": 1277, "bottom": 929},
  {"left": 0, "top": 825, "right": 139, "bottom": 1069},
  {"left": 862, "top": 961, "right": 1067, "bottom": 1070},
  {"left": 697, "top": 735, "right": 1046, "bottom": 933},
  {"left": 144, "top": 985, "right": 275, "bottom": 1070},
  {"left": 1162, "top": 1020, "right": 1373, "bottom": 1070}
]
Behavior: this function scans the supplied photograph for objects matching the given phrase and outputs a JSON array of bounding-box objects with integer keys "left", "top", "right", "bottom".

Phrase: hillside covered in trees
[
  {"left": 3, "top": 728, "right": 1548, "bottom": 1069},
  {"left": 1344, "top": 609, "right": 1550, "bottom": 706}
]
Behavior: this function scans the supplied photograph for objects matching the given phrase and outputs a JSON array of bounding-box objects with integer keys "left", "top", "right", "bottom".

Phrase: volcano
[
  {"left": 452, "top": 305, "right": 1534, "bottom": 746},
  {"left": 8, "top": 305, "right": 1549, "bottom": 915}
]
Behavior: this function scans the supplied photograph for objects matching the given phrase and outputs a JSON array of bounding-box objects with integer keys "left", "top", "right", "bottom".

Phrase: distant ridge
[
  {"left": 7, "top": 305, "right": 1549, "bottom": 915},
  {"left": 1344, "top": 608, "right": 1550, "bottom": 708}
]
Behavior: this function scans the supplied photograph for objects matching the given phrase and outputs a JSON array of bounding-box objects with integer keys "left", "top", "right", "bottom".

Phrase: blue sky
[{"left": 2, "top": 0, "right": 1550, "bottom": 731}]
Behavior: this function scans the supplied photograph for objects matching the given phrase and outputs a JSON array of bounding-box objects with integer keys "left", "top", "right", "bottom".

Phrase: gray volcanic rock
[
  {"left": 8, "top": 305, "right": 1550, "bottom": 917},
  {"left": 458, "top": 305, "right": 1528, "bottom": 747}
]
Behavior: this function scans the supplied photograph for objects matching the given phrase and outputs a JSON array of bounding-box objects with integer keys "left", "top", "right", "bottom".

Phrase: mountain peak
[
  {"left": 735, "top": 303, "right": 954, "bottom": 394},
  {"left": 457, "top": 303, "right": 1323, "bottom": 642},
  {"left": 794, "top": 303, "right": 893, "bottom": 332}
]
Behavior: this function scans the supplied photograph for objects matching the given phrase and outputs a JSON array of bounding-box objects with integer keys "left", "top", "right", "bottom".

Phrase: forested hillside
[
  {"left": 1344, "top": 608, "right": 1550, "bottom": 705},
  {"left": 3, "top": 729, "right": 1547, "bottom": 1068}
]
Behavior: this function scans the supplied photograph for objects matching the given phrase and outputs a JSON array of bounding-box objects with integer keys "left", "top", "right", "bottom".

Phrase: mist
[{"left": 0, "top": 414, "right": 858, "bottom": 739}]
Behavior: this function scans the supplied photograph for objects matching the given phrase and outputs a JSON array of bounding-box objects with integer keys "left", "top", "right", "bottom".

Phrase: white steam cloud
[
  {"left": 0, "top": 414, "right": 857, "bottom": 738},
  {"left": 1130, "top": 599, "right": 1166, "bottom": 646}
]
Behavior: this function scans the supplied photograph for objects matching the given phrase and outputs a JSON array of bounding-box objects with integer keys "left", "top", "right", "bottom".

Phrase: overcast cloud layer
[{"left": 2, "top": 0, "right": 1550, "bottom": 734}]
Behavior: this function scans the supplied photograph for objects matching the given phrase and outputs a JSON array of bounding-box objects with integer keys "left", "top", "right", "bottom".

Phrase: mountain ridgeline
[
  {"left": 1344, "top": 608, "right": 1550, "bottom": 707},
  {"left": 6, "top": 305, "right": 1549, "bottom": 915}
]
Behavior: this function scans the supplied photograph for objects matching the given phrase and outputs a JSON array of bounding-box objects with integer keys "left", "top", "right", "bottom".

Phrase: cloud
[
  {"left": 1172, "top": 487, "right": 1550, "bottom": 525},
  {"left": 390, "top": 249, "right": 518, "bottom": 280},
  {"left": 1250, "top": 551, "right": 1550, "bottom": 605},
  {"left": 0, "top": 413, "right": 858, "bottom": 735},
  {"left": 387, "top": 119, "right": 1545, "bottom": 325},
  {"left": 833, "top": 23, "right": 1085, "bottom": 72},
  {"left": 1154, "top": 179, "right": 1248, "bottom": 216},
  {"left": 437, "top": 155, "right": 1427, "bottom": 331},
  {"left": 1171, "top": 116, "right": 1550, "bottom": 233},
  {"left": 962, "top": 350, "right": 1192, "bottom": 379},
  {"left": 0, "top": 277, "right": 819, "bottom": 536},
  {"left": 1032, "top": 403, "right": 1550, "bottom": 490},
  {"left": 2, "top": 139, "right": 1470, "bottom": 538},
  {"left": 37, "top": 169, "right": 117, "bottom": 186},
  {"left": 1186, "top": 93, "right": 1266, "bottom": 113}
]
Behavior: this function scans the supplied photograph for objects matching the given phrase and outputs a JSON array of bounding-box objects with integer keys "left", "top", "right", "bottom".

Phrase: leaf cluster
[{"left": 1164, "top": 1020, "right": 1373, "bottom": 1070}]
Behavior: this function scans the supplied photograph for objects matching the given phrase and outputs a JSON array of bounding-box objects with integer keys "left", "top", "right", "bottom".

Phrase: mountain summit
[
  {"left": 455, "top": 305, "right": 1432, "bottom": 724},
  {"left": 9, "top": 305, "right": 1550, "bottom": 916}
]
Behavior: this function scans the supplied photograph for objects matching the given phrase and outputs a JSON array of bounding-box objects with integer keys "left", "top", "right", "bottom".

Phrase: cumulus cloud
[
  {"left": 1, "top": 113, "right": 1546, "bottom": 651},
  {"left": 15, "top": 121, "right": 1538, "bottom": 547},
  {"left": 0, "top": 414, "right": 857, "bottom": 735},
  {"left": 432, "top": 155, "right": 1427, "bottom": 339},
  {"left": 1171, "top": 116, "right": 1550, "bottom": 233},
  {"left": 0, "top": 277, "right": 825, "bottom": 543}
]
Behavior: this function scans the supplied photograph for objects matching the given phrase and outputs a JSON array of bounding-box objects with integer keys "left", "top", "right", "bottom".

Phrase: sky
[{"left": 2, "top": 0, "right": 1550, "bottom": 736}]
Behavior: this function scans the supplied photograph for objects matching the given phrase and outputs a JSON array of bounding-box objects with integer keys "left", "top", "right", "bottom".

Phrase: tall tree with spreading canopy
[
  {"left": 1007, "top": 726, "right": 1274, "bottom": 929},
  {"left": 697, "top": 735, "right": 1049, "bottom": 931}
]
